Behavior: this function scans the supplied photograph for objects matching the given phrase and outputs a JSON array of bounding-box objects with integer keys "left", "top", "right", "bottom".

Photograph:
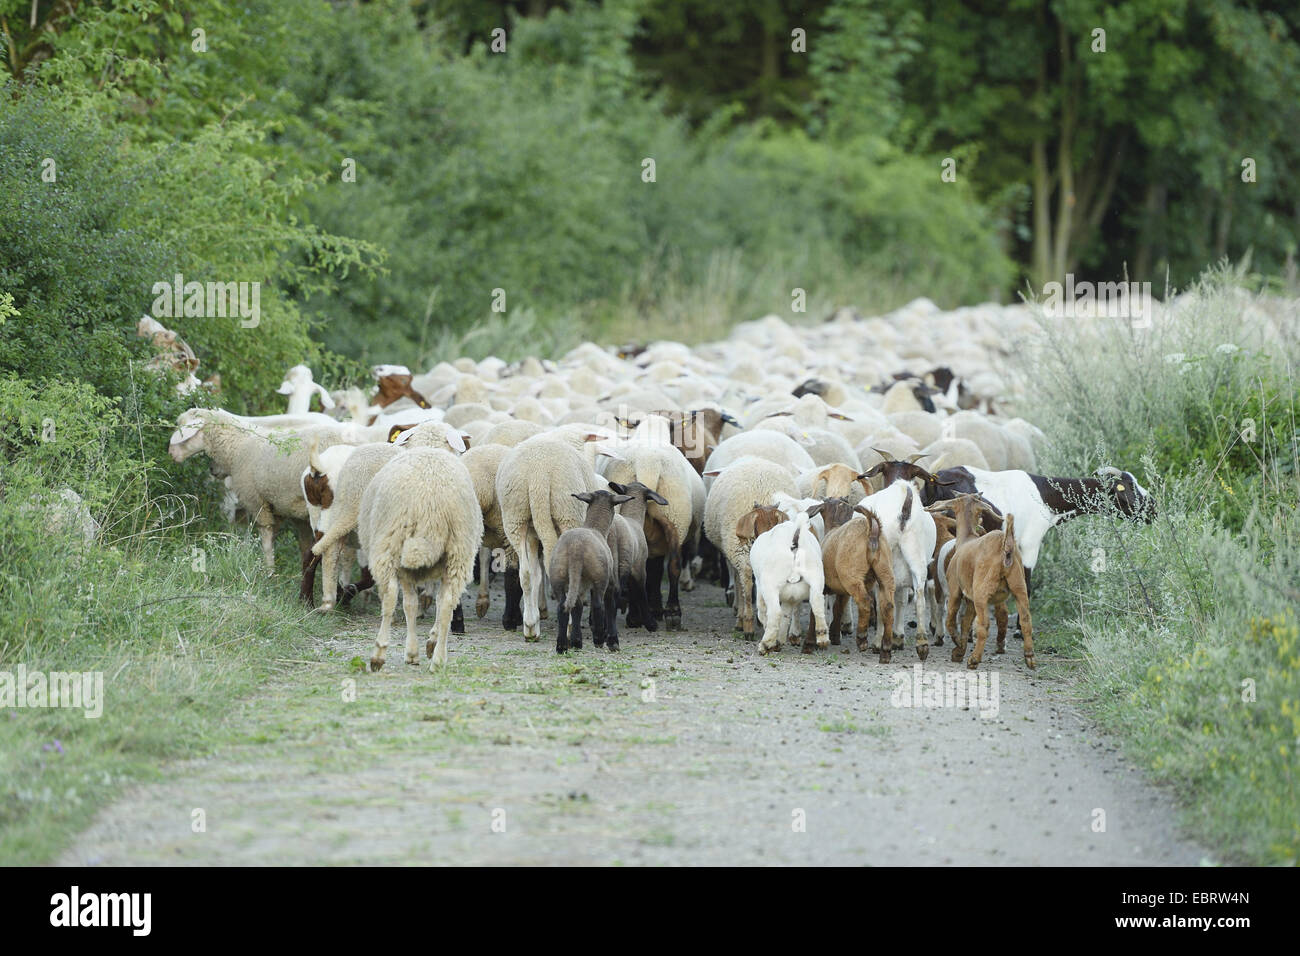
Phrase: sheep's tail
[
  {"left": 636, "top": 456, "right": 663, "bottom": 504},
  {"left": 566, "top": 562, "right": 584, "bottom": 611},
  {"left": 401, "top": 535, "right": 443, "bottom": 570},
  {"left": 531, "top": 477, "right": 562, "bottom": 562},
  {"left": 1001, "top": 514, "right": 1016, "bottom": 568}
]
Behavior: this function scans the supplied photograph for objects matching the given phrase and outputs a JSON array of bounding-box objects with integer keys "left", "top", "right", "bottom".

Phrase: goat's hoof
[
  {"left": 475, "top": 600, "right": 489, "bottom": 618},
  {"left": 665, "top": 612, "right": 681, "bottom": 630},
  {"left": 933, "top": 635, "right": 944, "bottom": 646},
  {"left": 879, "top": 649, "right": 892, "bottom": 664},
  {"left": 369, "top": 657, "right": 384, "bottom": 672},
  {"left": 724, "top": 589, "right": 734, "bottom": 608},
  {"left": 995, "top": 645, "right": 1006, "bottom": 654},
  {"left": 643, "top": 618, "right": 658, "bottom": 632},
  {"left": 967, "top": 659, "right": 980, "bottom": 670},
  {"left": 317, "top": 601, "right": 334, "bottom": 612},
  {"left": 829, "top": 633, "right": 842, "bottom": 646},
  {"left": 916, "top": 644, "right": 929, "bottom": 662},
  {"left": 856, "top": 638, "right": 871, "bottom": 653},
  {"left": 607, "top": 642, "right": 620, "bottom": 653},
  {"left": 758, "top": 641, "right": 777, "bottom": 655},
  {"left": 892, "top": 637, "right": 905, "bottom": 649},
  {"left": 951, "top": 647, "right": 964, "bottom": 663},
  {"left": 1024, "top": 655, "right": 1036, "bottom": 669}
]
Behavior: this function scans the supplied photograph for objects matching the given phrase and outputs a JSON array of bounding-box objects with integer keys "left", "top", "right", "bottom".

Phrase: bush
[{"left": 1011, "top": 265, "right": 1300, "bottom": 863}]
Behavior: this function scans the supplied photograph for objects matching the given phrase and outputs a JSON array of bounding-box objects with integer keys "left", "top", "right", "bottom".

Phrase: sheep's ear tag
[
  {"left": 1115, "top": 483, "right": 1125, "bottom": 491},
  {"left": 388, "top": 426, "right": 403, "bottom": 443}
]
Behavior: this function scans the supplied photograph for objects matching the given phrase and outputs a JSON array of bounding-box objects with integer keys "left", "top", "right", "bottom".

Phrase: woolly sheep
[
  {"left": 357, "top": 447, "right": 483, "bottom": 669},
  {"left": 702, "top": 456, "right": 799, "bottom": 638}
]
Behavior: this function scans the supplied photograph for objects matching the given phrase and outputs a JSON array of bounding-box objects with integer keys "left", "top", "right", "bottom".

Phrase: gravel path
[{"left": 59, "top": 577, "right": 1208, "bottom": 865}]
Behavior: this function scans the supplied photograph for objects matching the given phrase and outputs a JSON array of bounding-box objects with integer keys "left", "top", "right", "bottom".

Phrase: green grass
[
  {"left": 0, "top": 524, "right": 338, "bottom": 864},
  {"left": 1013, "top": 262, "right": 1300, "bottom": 864}
]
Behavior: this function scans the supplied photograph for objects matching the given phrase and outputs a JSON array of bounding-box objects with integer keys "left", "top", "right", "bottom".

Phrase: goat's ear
[
  {"left": 735, "top": 511, "right": 759, "bottom": 542},
  {"left": 647, "top": 490, "right": 669, "bottom": 506},
  {"left": 805, "top": 501, "right": 826, "bottom": 519},
  {"left": 860, "top": 464, "right": 882, "bottom": 479},
  {"left": 936, "top": 476, "right": 964, "bottom": 486}
]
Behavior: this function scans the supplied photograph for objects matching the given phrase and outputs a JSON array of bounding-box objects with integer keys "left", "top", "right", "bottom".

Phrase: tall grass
[{"left": 1010, "top": 263, "right": 1300, "bottom": 863}]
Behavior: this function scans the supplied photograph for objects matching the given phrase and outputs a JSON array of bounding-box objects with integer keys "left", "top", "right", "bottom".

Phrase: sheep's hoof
[
  {"left": 665, "top": 612, "right": 681, "bottom": 630},
  {"left": 369, "top": 657, "right": 384, "bottom": 672},
  {"left": 643, "top": 617, "right": 658, "bottom": 632},
  {"left": 475, "top": 598, "right": 489, "bottom": 618},
  {"left": 724, "top": 589, "right": 734, "bottom": 608},
  {"left": 916, "top": 644, "right": 929, "bottom": 662},
  {"left": 606, "top": 641, "right": 620, "bottom": 653},
  {"left": 879, "top": 649, "right": 892, "bottom": 664},
  {"left": 933, "top": 635, "right": 944, "bottom": 646}
]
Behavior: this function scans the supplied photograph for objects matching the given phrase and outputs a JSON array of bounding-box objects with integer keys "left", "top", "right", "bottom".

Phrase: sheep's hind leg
[
  {"left": 664, "top": 532, "right": 683, "bottom": 629},
  {"left": 426, "top": 578, "right": 457, "bottom": 668},
  {"left": 604, "top": 585, "right": 620, "bottom": 652},
  {"left": 401, "top": 579, "right": 421, "bottom": 665},
  {"left": 370, "top": 574, "right": 399, "bottom": 672},
  {"left": 502, "top": 566, "right": 523, "bottom": 630},
  {"left": 475, "top": 546, "right": 491, "bottom": 618},
  {"left": 520, "top": 536, "right": 543, "bottom": 641}
]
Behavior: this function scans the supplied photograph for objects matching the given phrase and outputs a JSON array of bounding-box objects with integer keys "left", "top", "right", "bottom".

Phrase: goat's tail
[
  {"left": 899, "top": 483, "right": 914, "bottom": 532},
  {"left": 787, "top": 514, "right": 810, "bottom": 584},
  {"left": 1001, "top": 514, "right": 1016, "bottom": 568}
]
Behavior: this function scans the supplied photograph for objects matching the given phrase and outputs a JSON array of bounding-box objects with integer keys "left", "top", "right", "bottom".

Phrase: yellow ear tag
[{"left": 1116, "top": 483, "right": 1125, "bottom": 491}]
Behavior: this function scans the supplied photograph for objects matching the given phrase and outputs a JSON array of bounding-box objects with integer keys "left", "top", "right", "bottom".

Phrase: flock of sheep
[{"left": 164, "top": 297, "right": 1157, "bottom": 671}]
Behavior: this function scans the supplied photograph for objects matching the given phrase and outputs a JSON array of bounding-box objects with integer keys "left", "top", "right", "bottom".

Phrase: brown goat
[
  {"left": 820, "top": 505, "right": 897, "bottom": 660},
  {"left": 934, "top": 494, "right": 1034, "bottom": 670},
  {"left": 735, "top": 503, "right": 787, "bottom": 547}
]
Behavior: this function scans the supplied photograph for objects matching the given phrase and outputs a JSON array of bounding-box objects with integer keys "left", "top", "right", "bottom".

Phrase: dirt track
[{"left": 59, "top": 577, "right": 1208, "bottom": 865}]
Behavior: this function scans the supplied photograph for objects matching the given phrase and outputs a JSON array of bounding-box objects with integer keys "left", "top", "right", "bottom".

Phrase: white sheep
[
  {"left": 702, "top": 456, "right": 799, "bottom": 638},
  {"left": 356, "top": 447, "right": 482, "bottom": 669},
  {"left": 495, "top": 431, "right": 593, "bottom": 640}
]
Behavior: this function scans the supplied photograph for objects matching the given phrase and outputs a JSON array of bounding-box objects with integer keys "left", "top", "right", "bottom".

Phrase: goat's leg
[
  {"left": 298, "top": 527, "right": 320, "bottom": 605},
  {"left": 757, "top": 584, "right": 784, "bottom": 654},
  {"left": 809, "top": 592, "right": 830, "bottom": 650},
  {"left": 339, "top": 565, "right": 375, "bottom": 608},
  {"left": 829, "top": 593, "right": 847, "bottom": 646},
  {"left": 401, "top": 579, "right": 421, "bottom": 665},
  {"left": 912, "top": 568, "right": 930, "bottom": 662},
  {"left": 370, "top": 574, "right": 398, "bottom": 671},
  {"left": 892, "top": 584, "right": 908, "bottom": 651},
  {"left": 1012, "top": 576, "right": 1035, "bottom": 668},
  {"left": 994, "top": 603, "right": 1008, "bottom": 654},
  {"left": 736, "top": 561, "right": 756, "bottom": 639},
  {"left": 451, "top": 599, "right": 465, "bottom": 634},
  {"left": 876, "top": 584, "right": 895, "bottom": 663},
  {"left": 256, "top": 510, "right": 277, "bottom": 572},
  {"left": 945, "top": 588, "right": 964, "bottom": 662},
  {"left": 319, "top": 541, "right": 339, "bottom": 611},
  {"left": 969, "top": 597, "right": 991, "bottom": 670}
]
